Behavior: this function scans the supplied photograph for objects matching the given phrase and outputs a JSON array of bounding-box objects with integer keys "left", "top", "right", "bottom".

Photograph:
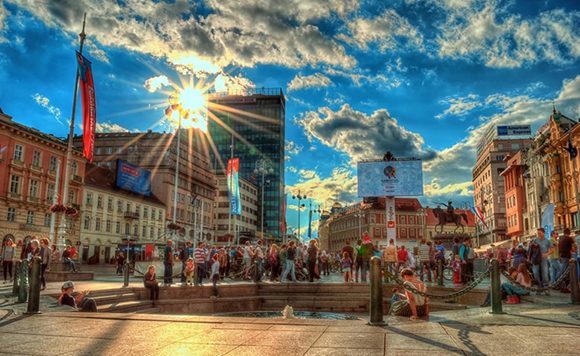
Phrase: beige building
[
  {"left": 75, "top": 130, "right": 216, "bottom": 244},
  {"left": 214, "top": 174, "right": 258, "bottom": 245},
  {"left": 472, "top": 128, "right": 532, "bottom": 244},
  {"left": 79, "top": 164, "right": 166, "bottom": 264}
]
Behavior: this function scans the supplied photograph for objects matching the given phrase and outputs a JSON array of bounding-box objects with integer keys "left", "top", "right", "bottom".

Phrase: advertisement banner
[
  {"left": 357, "top": 160, "right": 423, "bottom": 197},
  {"left": 115, "top": 160, "right": 152, "bottom": 196},
  {"left": 76, "top": 51, "right": 97, "bottom": 162},
  {"left": 227, "top": 158, "right": 242, "bottom": 216},
  {"left": 497, "top": 125, "right": 531, "bottom": 136},
  {"left": 385, "top": 197, "right": 396, "bottom": 242}
]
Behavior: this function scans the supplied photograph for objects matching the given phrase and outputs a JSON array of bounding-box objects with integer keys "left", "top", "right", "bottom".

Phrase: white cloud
[
  {"left": 287, "top": 73, "right": 332, "bottom": 92},
  {"left": 285, "top": 140, "right": 303, "bottom": 158},
  {"left": 0, "top": 1, "right": 7, "bottom": 42},
  {"left": 214, "top": 73, "right": 255, "bottom": 94},
  {"left": 95, "top": 122, "right": 133, "bottom": 133},
  {"left": 434, "top": 2, "right": 580, "bottom": 68},
  {"left": 339, "top": 9, "right": 424, "bottom": 52},
  {"left": 297, "top": 104, "right": 437, "bottom": 164},
  {"left": 287, "top": 167, "right": 358, "bottom": 208},
  {"left": 436, "top": 94, "right": 481, "bottom": 120},
  {"left": 144, "top": 75, "right": 171, "bottom": 93},
  {"left": 32, "top": 93, "right": 64, "bottom": 126}
]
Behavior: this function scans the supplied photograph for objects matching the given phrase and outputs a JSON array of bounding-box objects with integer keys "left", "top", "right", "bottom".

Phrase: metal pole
[
  {"left": 49, "top": 159, "right": 61, "bottom": 243},
  {"left": 308, "top": 200, "right": 313, "bottom": 239},
  {"left": 59, "top": 14, "right": 87, "bottom": 250},
  {"left": 173, "top": 112, "right": 181, "bottom": 247},
  {"left": 228, "top": 132, "right": 234, "bottom": 236},
  {"left": 123, "top": 260, "right": 130, "bottom": 288},
  {"left": 368, "top": 256, "right": 386, "bottom": 326},
  {"left": 437, "top": 258, "right": 444, "bottom": 286},
  {"left": 200, "top": 200, "right": 204, "bottom": 244},
  {"left": 12, "top": 260, "right": 21, "bottom": 296},
  {"left": 261, "top": 170, "right": 265, "bottom": 240},
  {"left": 18, "top": 261, "right": 28, "bottom": 303},
  {"left": 571, "top": 156, "right": 580, "bottom": 229},
  {"left": 193, "top": 199, "right": 197, "bottom": 245},
  {"left": 570, "top": 259, "right": 580, "bottom": 305},
  {"left": 297, "top": 197, "right": 301, "bottom": 241},
  {"left": 489, "top": 259, "right": 505, "bottom": 314},
  {"left": 26, "top": 257, "right": 41, "bottom": 314}
]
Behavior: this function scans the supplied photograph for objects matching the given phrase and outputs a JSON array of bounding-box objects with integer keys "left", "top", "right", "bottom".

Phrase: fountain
[{"left": 282, "top": 305, "right": 295, "bottom": 319}]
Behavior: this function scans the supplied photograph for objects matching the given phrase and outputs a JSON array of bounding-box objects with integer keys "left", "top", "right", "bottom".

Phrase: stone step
[
  {"left": 98, "top": 300, "right": 153, "bottom": 313},
  {"left": 91, "top": 292, "right": 140, "bottom": 305},
  {"left": 131, "top": 307, "right": 161, "bottom": 314}
]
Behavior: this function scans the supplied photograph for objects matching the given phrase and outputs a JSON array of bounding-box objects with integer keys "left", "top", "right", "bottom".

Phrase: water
[{"left": 215, "top": 311, "right": 360, "bottom": 320}]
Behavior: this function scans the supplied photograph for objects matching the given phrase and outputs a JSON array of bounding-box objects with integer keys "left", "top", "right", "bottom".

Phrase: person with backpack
[
  {"left": 528, "top": 228, "right": 551, "bottom": 295},
  {"left": 459, "top": 237, "right": 475, "bottom": 283}
]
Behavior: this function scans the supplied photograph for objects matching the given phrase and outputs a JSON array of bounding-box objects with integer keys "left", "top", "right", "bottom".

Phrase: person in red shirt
[{"left": 397, "top": 246, "right": 409, "bottom": 271}]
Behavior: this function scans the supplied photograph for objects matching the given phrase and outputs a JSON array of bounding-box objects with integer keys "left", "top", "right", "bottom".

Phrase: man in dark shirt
[
  {"left": 282, "top": 241, "right": 297, "bottom": 282},
  {"left": 559, "top": 228, "right": 574, "bottom": 268},
  {"left": 164, "top": 240, "right": 174, "bottom": 286}
]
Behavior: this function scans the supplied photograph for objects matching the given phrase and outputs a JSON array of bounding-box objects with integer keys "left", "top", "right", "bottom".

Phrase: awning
[{"left": 474, "top": 239, "right": 512, "bottom": 253}]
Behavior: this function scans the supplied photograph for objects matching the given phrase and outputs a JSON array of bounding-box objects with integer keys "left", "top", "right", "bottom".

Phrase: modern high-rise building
[
  {"left": 208, "top": 88, "right": 285, "bottom": 241},
  {"left": 472, "top": 126, "right": 532, "bottom": 243}
]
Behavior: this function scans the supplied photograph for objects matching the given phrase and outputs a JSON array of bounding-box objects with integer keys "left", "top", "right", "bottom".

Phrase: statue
[{"left": 433, "top": 201, "right": 468, "bottom": 233}]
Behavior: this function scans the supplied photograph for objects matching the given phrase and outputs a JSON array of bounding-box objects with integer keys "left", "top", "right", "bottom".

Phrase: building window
[
  {"left": 106, "top": 219, "right": 112, "bottom": 233},
  {"left": 13, "top": 144, "right": 24, "bottom": 161},
  {"left": 86, "top": 192, "right": 93, "bottom": 206},
  {"left": 143, "top": 207, "right": 148, "bottom": 219},
  {"left": 71, "top": 161, "right": 78, "bottom": 176},
  {"left": 47, "top": 184, "right": 55, "bottom": 203},
  {"left": 29, "top": 180, "right": 39, "bottom": 198},
  {"left": 97, "top": 195, "right": 103, "bottom": 209},
  {"left": 116, "top": 221, "right": 121, "bottom": 234},
  {"left": 26, "top": 210, "right": 34, "bottom": 225},
  {"left": 142, "top": 225, "right": 147, "bottom": 238},
  {"left": 32, "top": 151, "right": 41, "bottom": 167},
  {"left": 117, "top": 200, "right": 123, "bottom": 213},
  {"left": 150, "top": 226, "right": 154, "bottom": 239},
  {"left": 49, "top": 156, "right": 58, "bottom": 171},
  {"left": 7, "top": 207, "right": 16, "bottom": 222},
  {"left": 68, "top": 189, "right": 76, "bottom": 205},
  {"left": 125, "top": 223, "right": 130, "bottom": 235},
  {"left": 158, "top": 211, "right": 162, "bottom": 220},
  {"left": 9, "top": 175, "right": 21, "bottom": 195},
  {"left": 44, "top": 213, "right": 51, "bottom": 227},
  {"left": 133, "top": 224, "right": 138, "bottom": 236},
  {"left": 107, "top": 197, "right": 113, "bottom": 211},
  {"left": 95, "top": 217, "right": 101, "bottom": 231},
  {"left": 84, "top": 216, "right": 90, "bottom": 230},
  {"left": 126, "top": 203, "right": 131, "bottom": 212}
]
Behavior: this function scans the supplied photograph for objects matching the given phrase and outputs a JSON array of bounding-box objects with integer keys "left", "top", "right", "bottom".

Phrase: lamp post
[
  {"left": 292, "top": 191, "right": 307, "bottom": 241},
  {"left": 308, "top": 202, "right": 322, "bottom": 239},
  {"left": 354, "top": 210, "right": 364, "bottom": 239},
  {"left": 254, "top": 159, "right": 273, "bottom": 242}
]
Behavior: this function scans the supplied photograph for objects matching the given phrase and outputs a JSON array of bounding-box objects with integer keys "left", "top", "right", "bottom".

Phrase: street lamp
[
  {"left": 308, "top": 201, "right": 322, "bottom": 239},
  {"left": 292, "top": 191, "right": 307, "bottom": 241},
  {"left": 254, "top": 158, "right": 273, "bottom": 242},
  {"left": 354, "top": 210, "right": 364, "bottom": 240}
]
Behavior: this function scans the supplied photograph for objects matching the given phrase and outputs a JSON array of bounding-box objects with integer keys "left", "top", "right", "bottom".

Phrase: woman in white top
[
  {"left": 2, "top": 238, "right": 16, "bottom": 283},
  {"left": 390, "top": 268, "right": 429, "bottom": 320}
]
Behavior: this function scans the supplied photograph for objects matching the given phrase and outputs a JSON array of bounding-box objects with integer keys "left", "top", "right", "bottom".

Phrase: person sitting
[
  {"left": 57, "top": 281, "right": 97, "bottom": 312},
  {"left": 144, "top": 265, "right": 160, "bottom": 305},
  {"left": 389, "top": 268, "right": 429, "bottom": 320},
  {"left": 502, "top": 264, "right": 532, "bottom": 304}
]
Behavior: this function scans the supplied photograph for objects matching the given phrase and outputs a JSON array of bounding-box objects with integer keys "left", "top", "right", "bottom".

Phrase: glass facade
[{"left": 208, "top": 89, "right": 285, "bottom": 241}]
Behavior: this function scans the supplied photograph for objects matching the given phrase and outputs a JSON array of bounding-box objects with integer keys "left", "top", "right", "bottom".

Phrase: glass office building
[{"left": 208, "top": 88, "right": 285, "bottom": 241}]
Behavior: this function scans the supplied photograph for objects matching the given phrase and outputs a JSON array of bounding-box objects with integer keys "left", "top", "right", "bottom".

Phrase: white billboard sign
[
  {"left": 496, "top": 125, "right": 532, "bottom": 136},
  {"left": 357, "top": 160, "right": 423, "bottom": 197}
]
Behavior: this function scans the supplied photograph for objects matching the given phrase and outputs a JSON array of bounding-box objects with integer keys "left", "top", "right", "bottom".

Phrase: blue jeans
[
  {"left": 548, "top": 259, "right": 561, "bottom": 284},
  {"left": 163, "top": 263, "right": 173, "bottom": 285},
  {"left": 420, "top": 262, "right": 432, "bottom": 282},
  {"left": 196, "top": 264, "right": 206, "bottom": 286},
  {"left": 281, "top": 260, "right": 296, "bottom": 282},
  {"left": 501, "top": 282, "right": 528, "bottom": 296},
  {"left": 532, "top": 259, "right": 549, "bottom": 288}
]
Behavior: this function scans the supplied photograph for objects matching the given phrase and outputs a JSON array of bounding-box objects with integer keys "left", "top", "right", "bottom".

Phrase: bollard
[
  {"left": 17, "top": 261, "right": 28, "bottom": 303},
  {"left": 25, "top": 257, "right": 42, "bottom": 314},
  {"left": 12, "top": 260, "right": 21, "bottom": 296},
  {"left": 254, "top": 260, "right": 260, "bottom": 283},
  {"left": 437, "top": 259, "right": 444, "bottom": 286},
  {"left": 123, "top": 262, "right": 130, "bottom": 288},
  {"left": 368, "top": 256, "right": 386, "bottom": 326},
  {"left": 570, "top": 260, "right": 580, "bottom": 305},
  {"left": 489, "top": 259, "right": 505, "bottom": 314}
]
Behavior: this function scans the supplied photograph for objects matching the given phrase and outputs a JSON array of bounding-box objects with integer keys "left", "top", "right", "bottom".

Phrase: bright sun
[{"left": 179, "top": 87, "right": 206, "bottom": 112}]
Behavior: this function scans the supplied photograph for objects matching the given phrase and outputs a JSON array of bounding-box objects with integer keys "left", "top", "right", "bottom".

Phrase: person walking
[
  {"left": 459, "top": 238, "right": 475, "bottom": 283},
  {"left": 319, "top": 250, "right": 330, "bottom": 276},
  {"left": 548, "top": 232, "right": 560, "bottom": 285},
  {"left": 307, "top": 240, "right": 319, "bottom": 282},
  {"left": 383, "top": 239, "right": 398, "bottom": 281},
  {"left": 397, "top": 246, "right": 409, "bottom": 271},
  {"left": 163, "top": 240, "right": 174, "bottom": 286},
  {"left": 268, "top": 244, "right": 280, "bottom": 282},
  {"left": 341, "top": 252, "right": 352, "bottom": 283},
  {"left": 417, "top": 240, "right": 432, "bottom": 282},
  {"left": 194, "top": 242, "right": 207, "bottom": 286},
  {"left": 528, "top": 228, "right": 551, "bottom": 295},
  {"left": 39, "top": 238, "right": 51, "bottom": 290},
  {"left": 281, "top": 241, "right": 297, "bottom": 282},
  {"left": 210, "top": 254, "right": 220, "bottom": 297},
  {"left": 144, "top": 265, "right": 160, "bottom": 305},
  {"left": 254, "top": 240, "right": 265, "bottom": 282},
  {"left": 342, "top": 241, "right": 355, "bottom": 281},
  {"left": 359, "top": 232, "right": 375, "bottom": 282},
  {"left": 354, "top": 240, "right": 363, "bottom": 282},
  {"left": 115, "top": 252, "right": 125, "bottom": 275},
  {"left": 2, "top": 238, "right": 15, "bottom": 283},
  {"left": 559, "top": 228, "right": 575, "bottom": 292}
]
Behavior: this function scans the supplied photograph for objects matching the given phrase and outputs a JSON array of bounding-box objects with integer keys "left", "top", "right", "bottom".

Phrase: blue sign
[
  {"left": 497, "top": 125, "right": 531, "bottom": 136},
  {"left": 357, "top": 160, "right": 423, "bottom": 197},
  {"left": 116, "top": 160, "right": 152, "bottom": 196}
]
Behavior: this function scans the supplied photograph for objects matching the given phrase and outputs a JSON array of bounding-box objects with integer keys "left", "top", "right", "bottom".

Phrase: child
[
  {"left": 210, "top": 253, "right": 220, "bottom": 297},
  {"left": 341, "top": 252, "right": 352, "bottom": 283},
  {"left": 184, "top": 257, "right": 195, "bottom": 286},
  {"left": 390, "top": 287, "right": 404, "bottom": 305},
  {"left": 452, "top": 255, "right": 462, "bottom": 286}
]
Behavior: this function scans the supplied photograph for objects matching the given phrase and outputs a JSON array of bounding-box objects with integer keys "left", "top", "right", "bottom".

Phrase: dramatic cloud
[
  {"left": 286, "top": 167, "right": 358, "bottom": 207},
  {"left": 0, "top": 2, "right": 7, "bottom": 42},
  {"left": 433, "top": 2, "right": 580, "bottom": 68},
  {"left": 297, "top": 104, "right": 437, "bottom": 164},
  {"left": 144, "top": 75, "right": 170, "bottom": 93},
  {"left": 31, "top": 93, "right": 64, "bottom": 126},
  {"left": 285, "top": 140, "right": 303, "bottom": 161},
  {"left": 436, "top": 94, "right": 481, "bottom": 120},
  {"left": 213, "top": 73, "right": 255, "bottom": 94},
  {"left": 95, "top": 122, "right": 133, "bottom": 133},
  {"left": 287, "top": 73, "right": 332, "bottom": 92},
  {"left": 339, "top": 9, "right": 424, "bottom": 52}
]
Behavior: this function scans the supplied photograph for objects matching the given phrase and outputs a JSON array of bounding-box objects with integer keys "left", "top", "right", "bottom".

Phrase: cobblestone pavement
[{"left": 0, "top": 303, "right": 579, "bottom": 355}]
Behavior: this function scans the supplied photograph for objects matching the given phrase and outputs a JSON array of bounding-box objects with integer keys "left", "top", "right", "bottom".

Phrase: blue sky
[{"left": 0, "top": 0, "right": 579, "bottom": 236}]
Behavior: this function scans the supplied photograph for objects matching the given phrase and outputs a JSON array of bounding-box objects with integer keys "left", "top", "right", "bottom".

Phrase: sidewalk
[{"left": 0, "top": 303, "right": 579, "bottom": 355}]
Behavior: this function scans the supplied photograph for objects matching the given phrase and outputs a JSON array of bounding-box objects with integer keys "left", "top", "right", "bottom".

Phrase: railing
[{"left": 124, "top": 211, "right": 139, "bottom": 219}]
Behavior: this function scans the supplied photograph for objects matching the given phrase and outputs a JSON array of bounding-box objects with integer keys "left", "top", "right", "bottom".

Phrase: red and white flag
[{"left": 76, "top": 51, "right": 97, "bottom": 162}]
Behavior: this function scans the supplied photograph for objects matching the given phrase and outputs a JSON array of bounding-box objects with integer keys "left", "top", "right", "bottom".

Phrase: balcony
[
  {"left": 124, "top": 211, "right": 140, "bottom": 220},
  {"left": 29, "top": 164, "right": 43, "bottom": 173},
  {"left": 10, "top": 159, "right": 25, "bottom": 168},
  {"left": 8, "top": 192, "right": 21, "bottom": 200},
  {"left": 71, "top": 175, "right": 83, "bottom": 184},
  {"left": 28, "top": 196, "right": 39, "bottom": 203}
]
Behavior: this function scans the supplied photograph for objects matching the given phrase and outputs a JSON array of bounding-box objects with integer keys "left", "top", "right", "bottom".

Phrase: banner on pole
[
  {"left": 227, "top": 158, "right": 242, "bottom": 216},
  {"left": 76, "top": 51, "right": 97, "bottom": 162},
  {"left": 386, "top": 197, "right": 396, "bottom": 241}
]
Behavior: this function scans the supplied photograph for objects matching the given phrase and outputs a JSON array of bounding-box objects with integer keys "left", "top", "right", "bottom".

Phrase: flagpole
[{"left": 58, "top": 13, "right": 87, "bottom": 250}]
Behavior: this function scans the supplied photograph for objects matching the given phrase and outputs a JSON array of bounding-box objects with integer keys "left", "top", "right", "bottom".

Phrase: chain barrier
[
  {"left": 385, "top": 268, "right": 490, "bottom": 300},
  {"left": 501, "top": 264, "right": 570, "bottom": 293}
]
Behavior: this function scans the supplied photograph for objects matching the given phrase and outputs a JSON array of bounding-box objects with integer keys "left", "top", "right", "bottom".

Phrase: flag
[
  {"left": 471, "top": 206, "right": 488, "bottom": 229},
  {"left": 227, "top": 158, "right": 242, "bottom": 216},
  {"left": 76, "top": 51, "right": 97, "bottom": 162},
  {"left": 541, "top": 203, "right": 555, "bottom": 238},
  {"left": 0, "top": 145, "right": 6, "bottom": 155}
]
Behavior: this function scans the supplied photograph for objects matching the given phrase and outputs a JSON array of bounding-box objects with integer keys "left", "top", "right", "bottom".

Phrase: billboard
[
  {"left": 497, "top": 125, "right": 531, "bottom": 136},
  {"left": 227, "top": 158, "right": 242, "bottom": 215},
  {"left": 116, "top": 160, "right": 152, "bottom": 196},
  {"left": 357, "top": 160, "right": 423, "bottom": 197}
]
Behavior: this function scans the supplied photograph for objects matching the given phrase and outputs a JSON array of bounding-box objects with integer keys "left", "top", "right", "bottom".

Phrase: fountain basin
[{"left": 214, "top": 311, "right": 361, "bottom": 320}]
